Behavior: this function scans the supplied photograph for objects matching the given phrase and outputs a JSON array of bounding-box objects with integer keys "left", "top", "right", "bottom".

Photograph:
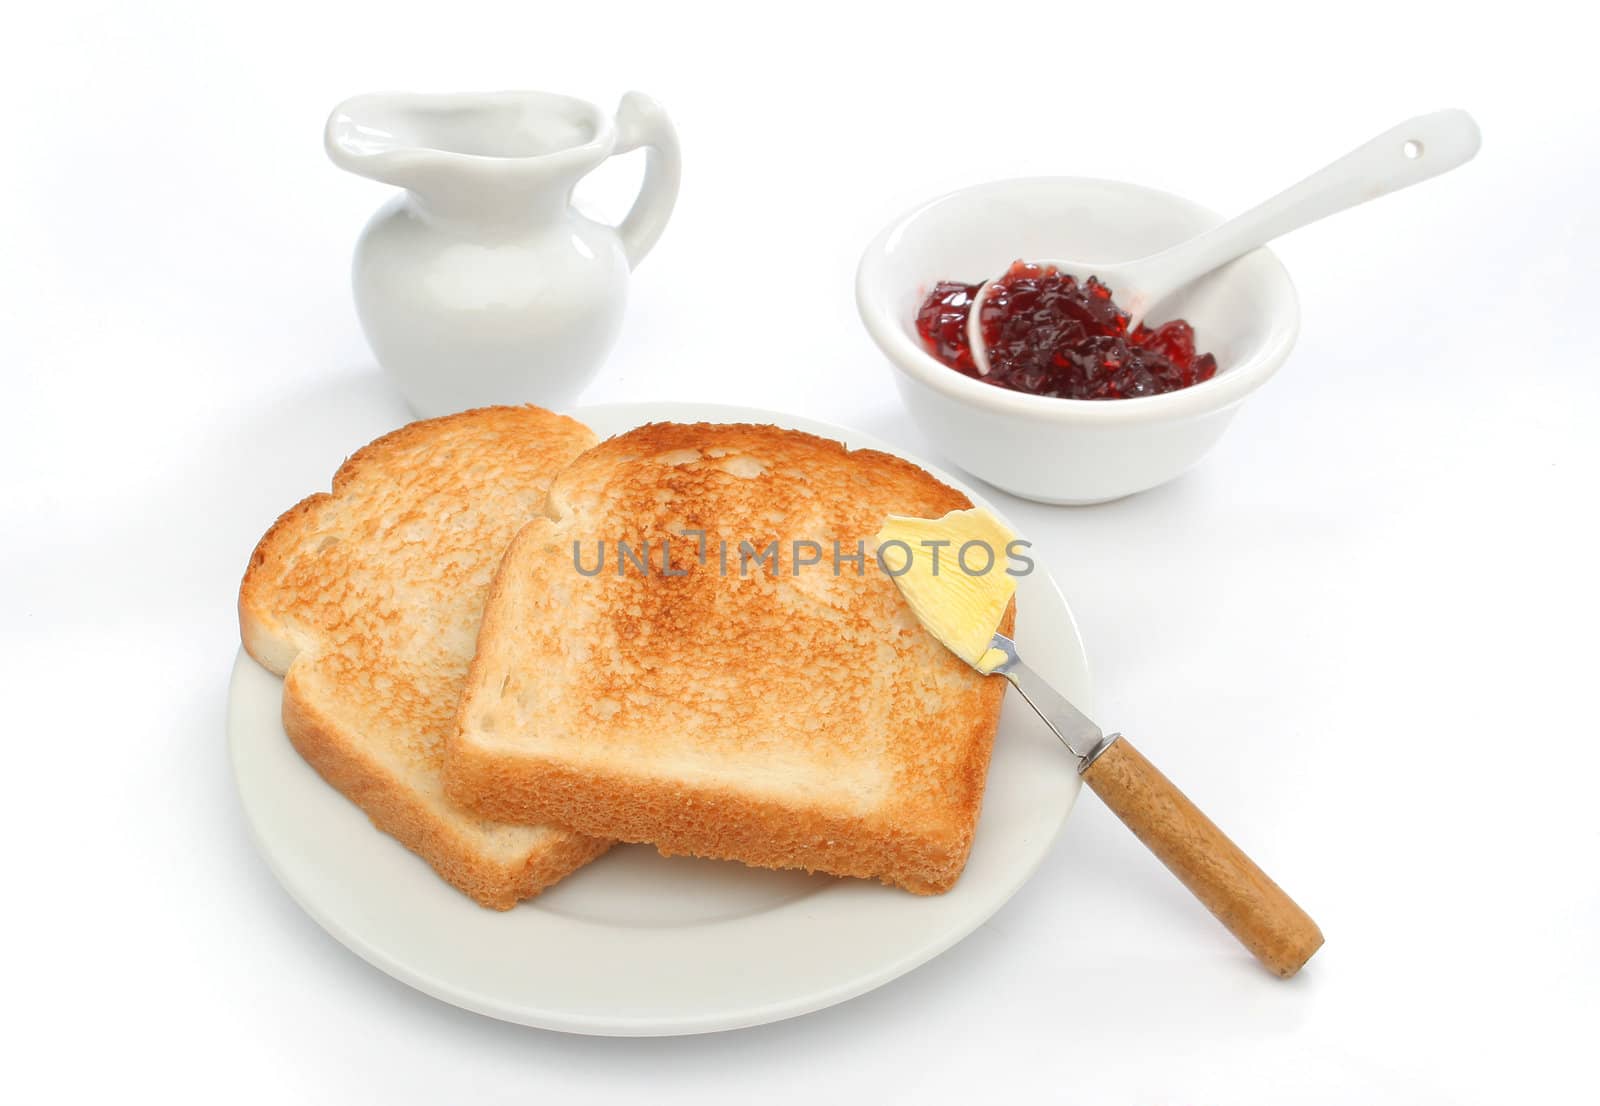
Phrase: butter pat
[{"left": 876, "top": 508, "right": 1018, "bottom": 674}]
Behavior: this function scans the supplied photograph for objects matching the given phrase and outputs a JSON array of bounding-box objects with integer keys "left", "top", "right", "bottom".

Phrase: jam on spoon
[{"left": 916, "top": 261, "right": 1217, "bottom": 400}]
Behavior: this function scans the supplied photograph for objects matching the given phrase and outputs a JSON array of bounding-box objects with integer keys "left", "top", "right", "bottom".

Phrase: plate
[{"left": 228, "top": 401, "right": 1091, "bottom": 1035}]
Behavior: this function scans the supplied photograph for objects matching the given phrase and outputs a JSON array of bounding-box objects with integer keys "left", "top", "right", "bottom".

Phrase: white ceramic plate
[{"left": 228, "top": 402, "right": 1090, "bottom": 1036}]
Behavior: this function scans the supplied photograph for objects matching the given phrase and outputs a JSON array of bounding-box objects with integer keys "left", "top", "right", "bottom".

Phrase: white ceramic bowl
[{"left": 856, "top": 177, "right": 1300, "bottom": 504}]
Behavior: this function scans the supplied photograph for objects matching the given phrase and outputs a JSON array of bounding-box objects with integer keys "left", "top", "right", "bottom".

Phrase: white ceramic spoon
[{"left": 966, "top": 109, "right": 1482, "bottom": 376}]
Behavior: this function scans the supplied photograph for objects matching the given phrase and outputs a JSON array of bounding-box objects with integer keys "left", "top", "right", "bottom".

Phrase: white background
[{"left": 4, "top": 2, "right": 1595, "bottom": 1102}]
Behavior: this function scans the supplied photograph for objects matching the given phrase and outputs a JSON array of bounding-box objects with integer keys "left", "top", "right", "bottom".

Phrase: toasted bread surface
[
  {"left": 447, "top": 422, "right": 1013, "bottom": 894},
  {"left": 239, "top": 406, "right": 610, "bottom": 909}
]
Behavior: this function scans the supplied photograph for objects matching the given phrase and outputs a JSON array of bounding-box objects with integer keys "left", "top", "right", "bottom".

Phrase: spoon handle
[{"left": 1131, "top": 109, "right": 1481, "bottom": 309}]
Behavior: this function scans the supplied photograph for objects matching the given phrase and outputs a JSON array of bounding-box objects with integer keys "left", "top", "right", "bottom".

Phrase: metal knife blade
[{"left": 984, "top": 633, "right": 1114, "bottom": 770}]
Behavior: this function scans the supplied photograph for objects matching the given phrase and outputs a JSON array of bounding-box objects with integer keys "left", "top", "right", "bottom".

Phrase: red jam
[{"left": 915, "top": 261, "right": 1218, "bottom": 400}]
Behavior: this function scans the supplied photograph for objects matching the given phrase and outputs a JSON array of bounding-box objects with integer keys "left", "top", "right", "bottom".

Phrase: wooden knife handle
[{"left": 1081, "top": 736, "right": 1324, "bottom": 978}]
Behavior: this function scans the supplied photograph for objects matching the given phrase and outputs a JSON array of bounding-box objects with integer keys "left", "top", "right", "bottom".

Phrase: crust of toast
[
  {"left": 281, "top": 670, "right": 610, "bottom": 908},
  {"left": 446, "top": 422, "right": 1014, "bottom": 894},
  {"left": 239, "top": 406, "right": 610, "bottom": 909}
]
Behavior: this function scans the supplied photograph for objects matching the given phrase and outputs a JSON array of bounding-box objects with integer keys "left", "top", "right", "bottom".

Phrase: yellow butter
[{"left": 875, "top": 508, "right": 1018, "bottom": 673}]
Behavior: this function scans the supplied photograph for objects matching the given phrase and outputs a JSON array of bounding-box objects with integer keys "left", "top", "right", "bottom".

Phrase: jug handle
[{"left": 610, "top": 92, "right": 682, "bottom": 269}]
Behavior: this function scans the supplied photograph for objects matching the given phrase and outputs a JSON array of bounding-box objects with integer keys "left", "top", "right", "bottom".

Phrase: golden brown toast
[
  {"left": 446, "top": 422, "right": 1012, "bottom": 894},
  {"left": 239, "top": 406, "right": 610, "bottom": 909}
]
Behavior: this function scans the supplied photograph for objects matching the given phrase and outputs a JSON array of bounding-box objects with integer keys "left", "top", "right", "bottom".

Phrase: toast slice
[
  {"left": 239, "top": 406, "right": 611, "bottom": 909},
  {"left": 446, "top": 422, "right": 1013, "bottom": 894}
]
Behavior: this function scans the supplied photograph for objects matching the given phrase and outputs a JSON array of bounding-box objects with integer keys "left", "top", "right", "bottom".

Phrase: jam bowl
[{"left": 855, "top": 176, "right": 1299, "bottom": 505}]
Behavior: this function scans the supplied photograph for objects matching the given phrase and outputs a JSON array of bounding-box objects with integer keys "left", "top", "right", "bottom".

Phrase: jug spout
[{"left": 324, "top": 91, "right": 613, "bottom": 226}]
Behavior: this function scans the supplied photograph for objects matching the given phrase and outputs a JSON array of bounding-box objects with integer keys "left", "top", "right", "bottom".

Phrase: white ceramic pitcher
[{"left": 325, "top": 90, "right": 680, "bottom": 417}]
